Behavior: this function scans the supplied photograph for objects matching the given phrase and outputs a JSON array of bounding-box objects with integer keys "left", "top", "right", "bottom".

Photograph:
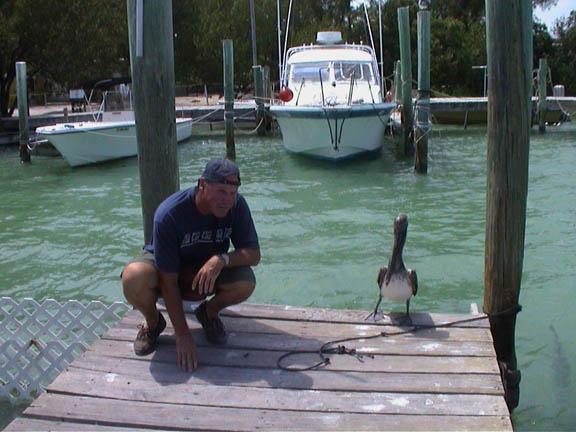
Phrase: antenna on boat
[
  {"left": 276, "top": 0, "right": 283, "bottom": 84},
  {"left": 362, "top": 2, "right": 380, "bottom": 90},
  {"left": 281, "top": 0, "right": 295, "bottom": 85},
  {"left": 363, "top": 3, "right": 377, "bottom": 56},
  {"left": 378, "top": 0, "right": 386, "bottom": 98}
]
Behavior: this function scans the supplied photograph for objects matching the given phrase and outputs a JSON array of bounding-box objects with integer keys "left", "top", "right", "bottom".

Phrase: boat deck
[{"left": 6, "top": 302, "right": 512, "bottom": 431}]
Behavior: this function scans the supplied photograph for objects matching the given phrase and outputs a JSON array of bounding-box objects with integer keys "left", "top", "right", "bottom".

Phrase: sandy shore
[{"left": 18, "top": 95, "right": 226, "bottom": 117}]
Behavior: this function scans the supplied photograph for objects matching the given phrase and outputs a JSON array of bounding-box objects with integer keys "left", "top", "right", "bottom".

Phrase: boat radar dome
[{"left": 316, "top": 31, "right": 343, "bottom": 45}]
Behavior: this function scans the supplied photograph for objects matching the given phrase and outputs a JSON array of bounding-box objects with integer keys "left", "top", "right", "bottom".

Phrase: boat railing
[
  {"left": 347, "top": 72, "right": 356, "bottom": 105},
  {"left": 85, "top": 85, "right": 133, "bottom": 122},
  {"left": 286, "top": 43, "right": 374, "bottom": 59},
  {"left": 319, "top": 70, "right": 326, "bottom": 107},
  {"left": 295, "top": 78, "right": 306, "bottom": 106}
]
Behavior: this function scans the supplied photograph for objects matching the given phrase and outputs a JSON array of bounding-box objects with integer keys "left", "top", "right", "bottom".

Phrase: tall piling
[
  {"left": 414, "top": 7, "right": 430, "bottom": 174},
  {"left": 253, "top": 65, "right": 266, "bottom": 136},
  {"left": 223, "top": 39, "right": 236, "bottom": 160},
  {"left": 393, "top": 60, "right": 402, "bottom": 104},
  {"left": 484, "top": 0, "right": 531, "bottom": 411},
  {"left": 397, "top": 7, "right": 414, "bottom": 156},
  {"left": 249, "top": 0, "right": 258, "bottom": 67},
  {"left": 537, "top": 58, "right": 547, "bottom": 133},
  {"left": 127, "top": 0, "right": 179, "bottom": 244},
  {"left": 523, "top": 2, "right": 533, "bottom": 122},
  {"left": 263, "top": 65, "right": 272, "bottom": 131},
  {"left": 16, "top": 62, "right": 30, "bottom": 163}
]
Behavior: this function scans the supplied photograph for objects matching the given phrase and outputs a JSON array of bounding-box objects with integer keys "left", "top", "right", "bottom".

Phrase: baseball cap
[{"left": 201, "top": 158, "right": 241, "bottom": 186}]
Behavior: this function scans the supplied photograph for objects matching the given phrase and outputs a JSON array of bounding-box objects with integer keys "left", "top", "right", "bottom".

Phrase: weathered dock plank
[
  {"left": 68, "top": 355, "right": 503, "bottom": 395},
  {"left": 87, "top": 338, "right": 500, "bottom": 373},
  {"left": 7, "top": 303, "right": 512, "bottom": 431},
  {"left": 6, "top": 418, "right": 145, "bottom": 431},
  {"left": 46, "top": 369, "right": 509, "bottom": 416},
  {"left": 215, "top": 302, "right": 492, "bottom": 327},
  {"left": 120, "top": 309, "right": 495, "bottom": 339},
  {"left": 11, "top": 393, "right": 511, "bottom": 431},
  {"left": 105, "top": 325, "right": 497, "bottom": 357}
]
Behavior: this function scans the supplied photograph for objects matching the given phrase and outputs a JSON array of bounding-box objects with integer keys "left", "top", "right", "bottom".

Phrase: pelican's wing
[
  {"left": 377, "top": 266, "right": 388, "bottom": 288},
  {"left": 408, "top": 269, "right": 418, "bottom": 296}
]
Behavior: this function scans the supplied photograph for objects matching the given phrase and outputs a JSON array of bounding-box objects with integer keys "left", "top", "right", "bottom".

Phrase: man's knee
[
  {"left": 239, "top": 279, "right": 256, "bottom": 298},
  {"left": 121, "top": 261, "right": 158, "bottom": 299},
  {"left": 218, "top": 279, "right": 255, "bottom": 301}
]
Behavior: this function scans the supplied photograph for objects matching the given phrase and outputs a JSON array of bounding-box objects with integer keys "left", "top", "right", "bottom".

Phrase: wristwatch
[{"left": 219, "top": 253, "right": 230, "bottom": 266}]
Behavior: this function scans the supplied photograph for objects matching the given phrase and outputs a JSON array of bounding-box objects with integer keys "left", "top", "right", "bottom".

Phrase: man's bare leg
[
  {"left": 205, "top": 280, "right": 255, "bottom": 320},
  {"left": 122, "top": 261, "right": 161, "bottom": 328}
]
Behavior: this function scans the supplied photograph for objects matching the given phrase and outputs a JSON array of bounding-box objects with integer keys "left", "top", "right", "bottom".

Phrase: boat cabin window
[
  {"left": 288, "top": 62, "right": 330, "bottom": 83},
  {"left": 333, "top": 62, "right": 375, "bottom": 83}
]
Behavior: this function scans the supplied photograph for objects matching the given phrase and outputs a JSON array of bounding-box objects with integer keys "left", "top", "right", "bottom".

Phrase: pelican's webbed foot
[
  {"left": 365, "top": 296, "right": 383, "bottom": 321},
  {"left": 395, "top": 313, "right": 413, "bottom": 327},
  {"left": 364, "top": 310, "right": 385, "bottom": 322},
  {"left": 395, "top": 299, "right": 414, "bottom": 327}
]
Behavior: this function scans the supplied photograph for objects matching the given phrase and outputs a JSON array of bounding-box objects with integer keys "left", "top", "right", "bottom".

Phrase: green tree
[
  {"left": 550, "top": 11, "right": 576, "bottom": 94},
  {"left": 0, "top": 0, "right": 128, "bottom": 117},
  {"left": 1, "top": 0, "right": 573, "bottom": 118}
]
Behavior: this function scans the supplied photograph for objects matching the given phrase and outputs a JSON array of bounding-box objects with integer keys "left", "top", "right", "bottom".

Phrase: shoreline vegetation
[{"left": 1, "top": 0, "right": 575, "bottom": 119}]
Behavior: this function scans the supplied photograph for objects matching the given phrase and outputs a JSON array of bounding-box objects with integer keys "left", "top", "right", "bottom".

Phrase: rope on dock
[
  {"left": 277, "top": 313, "right": 493, "bottom": 372},
  {"left": 277, "top": 304, "right": 523, "bottom": 372}
]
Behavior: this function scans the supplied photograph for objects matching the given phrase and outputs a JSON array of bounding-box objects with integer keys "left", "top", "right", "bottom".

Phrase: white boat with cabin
[
  {"left": 35, "top": 80, "right": 193, "bottom": 167},
  {"left": 270, "top": 31, "right": 395, "bottom": 160}
]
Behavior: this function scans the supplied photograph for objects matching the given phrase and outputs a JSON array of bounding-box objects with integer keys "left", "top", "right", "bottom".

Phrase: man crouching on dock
[{"left": 121, "top": 158, "right": 260, "bottom": 372}]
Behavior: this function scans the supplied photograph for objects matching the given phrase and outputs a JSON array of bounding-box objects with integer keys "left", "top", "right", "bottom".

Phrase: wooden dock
[
  {"left": 0, "top": 104, "right": 259, "bottom": 145},
  {"left": 6, "top": 303, "right": 511, "bottom": 431},
  {"left": 431, "top": 96, "right": 576, "bottom": 125}
]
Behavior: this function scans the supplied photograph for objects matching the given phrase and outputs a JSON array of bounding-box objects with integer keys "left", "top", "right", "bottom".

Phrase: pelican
[{"left": 366, "top": 213, "right": 418, "bottom": 326}]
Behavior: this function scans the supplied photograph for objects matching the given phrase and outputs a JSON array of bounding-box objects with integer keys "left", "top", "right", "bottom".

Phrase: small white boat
[
  {"left": 270, "top": 31, "right": 395, "bottom": 160},
  {"left": 35, "top": 81, "right": 193, "bottom": 167},
  {"left": 36, "top": 114, "right": 192, "bottom": 167}
]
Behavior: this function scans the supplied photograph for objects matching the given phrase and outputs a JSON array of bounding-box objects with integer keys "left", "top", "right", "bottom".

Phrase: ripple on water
[{"left": 1, "top": 129, "right": 575, "bottom": 429}]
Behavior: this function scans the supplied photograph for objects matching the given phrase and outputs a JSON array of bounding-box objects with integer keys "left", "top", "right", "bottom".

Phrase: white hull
[
  {"left": 36, "top": 119, "right": 193, "bottom": 167},
  {"left": 271, "top": 104, "right": 394, "bottom": 160}
]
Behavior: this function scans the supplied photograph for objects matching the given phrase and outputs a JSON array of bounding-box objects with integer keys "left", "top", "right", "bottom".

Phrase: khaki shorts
[{"left": 124, "top": 249, "right": 256, "bottom": 301}]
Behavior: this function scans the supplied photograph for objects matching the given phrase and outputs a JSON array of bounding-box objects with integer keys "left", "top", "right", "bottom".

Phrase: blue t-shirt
[{"left": 144, "top": 186, "right": 259, "bottom": 273}]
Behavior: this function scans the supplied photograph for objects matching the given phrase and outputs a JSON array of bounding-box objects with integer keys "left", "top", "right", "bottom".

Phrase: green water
[{"left": 1, "top": 126, "right": 575, "bottom": 429}]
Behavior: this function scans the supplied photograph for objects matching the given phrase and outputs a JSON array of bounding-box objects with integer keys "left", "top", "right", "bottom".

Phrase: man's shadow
[
  {"left": 148, "top": 301, "right": 317, "bottom": 390},
  {"left": 148, "top": 302, "right": 456, "bottom": 390}
]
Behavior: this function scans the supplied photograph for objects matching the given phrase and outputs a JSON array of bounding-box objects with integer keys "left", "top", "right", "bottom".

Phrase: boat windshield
[
  {"left": 288, "top": 62, "right": 330, "bottom": 83},
  {"left": 288, "top": 61, "right": 376, "bottom": 84},
  {"left": 333, "top": 62, "right": 375, "bottom": 83}
]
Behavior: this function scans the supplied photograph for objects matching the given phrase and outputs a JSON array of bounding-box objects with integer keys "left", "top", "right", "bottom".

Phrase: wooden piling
[
  {"left": 484, "top": 0, "right": 531, "bottom": 411},
  {"left": 249, "top": 0, "right": 258, "bottom": 67},
  {"left": 223, "top": 39, "right": 236, "bottom": 160},
  {"left": 393, "top": 60, "right": 402, "bottom": 104},
  {"left": 16, "top": 62, "right": 30, "bottom": 163},
  {"left": 397, "top": 7, "right": 414, "bottom": 157},
  {"left": 263, "top": 66, "right": 271, "bottom": 101},
  {"left": 523, "top": 2, "right": 533, "bottom": 122},
  {"left": 263, "top": 65, "right": 272, "bottom": 131},
  {"left": 537, "top": 58, "right": 547, "bottom": 133},
  {"left": 414, "top": 9, "right": 430, "bottom": 174},
  {"left": 253, "top": 65, "right": 266, "bottom": 136},
  {"left": 127, "top": 0, "right": 180, "bottom": 244}
]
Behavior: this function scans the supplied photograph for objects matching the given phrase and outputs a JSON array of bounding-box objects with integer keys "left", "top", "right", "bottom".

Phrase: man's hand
[
  {"left": 158, "top": 272, "right": 197, "bottom": 372},
  {"left": 192, "top": 254, "right": 225, "bottom": 295},
  {"left": 175, "top": 331, "right": 197, "bottom": 372}
]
